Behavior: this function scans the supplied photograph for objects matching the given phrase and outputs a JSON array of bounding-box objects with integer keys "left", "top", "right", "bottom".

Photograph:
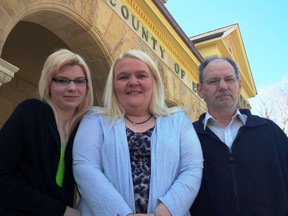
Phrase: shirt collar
[{"left": 202, "top": 109, "right": 246, "bottom": 130}]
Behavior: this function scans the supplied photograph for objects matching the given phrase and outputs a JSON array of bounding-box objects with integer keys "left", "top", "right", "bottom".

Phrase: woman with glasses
[{"left": 0, "top": 49, "right": 94, "bottom": 216}]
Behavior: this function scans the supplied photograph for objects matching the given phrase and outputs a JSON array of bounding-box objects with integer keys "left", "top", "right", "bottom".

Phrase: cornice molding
[
  {"left": 123, "top": 0, "right": 201, "bottom": 80},
  {"left": 0, "top": 59, "right": 19, "bottom": 87}
]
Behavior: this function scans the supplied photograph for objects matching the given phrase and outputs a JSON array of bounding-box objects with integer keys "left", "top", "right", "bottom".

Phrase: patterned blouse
[{"left": 126, "top": 126, "right": 155, "bottom": 213}]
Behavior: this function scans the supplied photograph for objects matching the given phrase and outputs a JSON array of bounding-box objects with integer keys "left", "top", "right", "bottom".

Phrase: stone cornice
[
  {"left": 123, "top": 0, "right": 202, "bottom": 80},
  {"left": 0, "top": 58, "right": 19, "bottom": 87}
]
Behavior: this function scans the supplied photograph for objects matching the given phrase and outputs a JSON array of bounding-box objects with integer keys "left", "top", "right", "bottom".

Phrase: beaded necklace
[{"left": 125, "top": 114, "right": 153, "bottom": 125}]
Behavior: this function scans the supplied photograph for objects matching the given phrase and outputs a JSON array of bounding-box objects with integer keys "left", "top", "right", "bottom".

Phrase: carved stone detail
[{"left": 0, "top": 58, "right": 19, "bottom": 87}]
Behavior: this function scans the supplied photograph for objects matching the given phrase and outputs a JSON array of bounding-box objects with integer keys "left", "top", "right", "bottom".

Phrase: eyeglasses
[
  {"left": 202, "top": 76, "right": 238, "bottom": 85},
  {"left": 52, "top": 77, "right": 88, "bottom": 86}
]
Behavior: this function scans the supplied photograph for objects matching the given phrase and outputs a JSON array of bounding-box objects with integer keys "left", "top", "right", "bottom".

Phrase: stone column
[{"left": 0, "top": 58, "right": 19, "bottom": 87}]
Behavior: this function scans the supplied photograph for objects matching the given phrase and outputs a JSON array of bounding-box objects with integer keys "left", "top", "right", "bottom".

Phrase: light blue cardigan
[{"left": 73, "top": 109, "right": 203, "bottom": 216}]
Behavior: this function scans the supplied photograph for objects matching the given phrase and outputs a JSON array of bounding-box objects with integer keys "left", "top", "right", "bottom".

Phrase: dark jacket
[
  {"left": 0, "top": 99, "right": 77, "bottom": 216},
  {"left": 190, "top": 109, "right": 288, "bottom": 216}
]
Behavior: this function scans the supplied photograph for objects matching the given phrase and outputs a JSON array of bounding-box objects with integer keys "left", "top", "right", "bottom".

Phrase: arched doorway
[{"left": 0, "top": 9, "right": 111, "bottom": 127}]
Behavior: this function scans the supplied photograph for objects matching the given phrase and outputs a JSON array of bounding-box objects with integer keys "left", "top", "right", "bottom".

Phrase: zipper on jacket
[{"left": 229, "top": 148, "right": 240, "bottom": 215}]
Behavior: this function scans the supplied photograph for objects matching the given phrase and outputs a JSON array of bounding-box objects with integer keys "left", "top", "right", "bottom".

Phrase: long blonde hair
[
  {"left": 38, "top": 48, "right": 94, "bottom": 137},
  {"left": 99, "top": 49, "right": 180, "bottom": 121}
]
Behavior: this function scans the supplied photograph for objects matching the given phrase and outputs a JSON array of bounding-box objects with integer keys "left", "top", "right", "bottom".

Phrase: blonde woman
[
  {"left": 73, "top": 50, "right": 203, "bottom": 216},
  {"left": 0, "top": 49, "right": 94, "bottom": 216}
]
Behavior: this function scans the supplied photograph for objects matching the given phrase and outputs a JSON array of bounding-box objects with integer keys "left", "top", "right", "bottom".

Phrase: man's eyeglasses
[
  {"left": 202, "top": 76, "right": 238, "bottom": 85},
  {"left": 52, "top": 77, "right": 88, "bottom": 86}
]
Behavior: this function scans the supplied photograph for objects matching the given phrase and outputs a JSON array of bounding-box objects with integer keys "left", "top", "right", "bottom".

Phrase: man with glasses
[{"left": 190, "top": 57, "right": 288, "bottom": 216}]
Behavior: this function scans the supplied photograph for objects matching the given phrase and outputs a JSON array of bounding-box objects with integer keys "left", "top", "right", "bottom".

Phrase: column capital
[{"left": 0, "top": 58, "right": 19, "bottom": 87}]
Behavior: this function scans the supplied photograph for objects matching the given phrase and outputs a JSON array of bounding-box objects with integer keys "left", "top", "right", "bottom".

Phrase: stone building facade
[{"left": 0, "top": 0, "right": 256, "bottom": 127}]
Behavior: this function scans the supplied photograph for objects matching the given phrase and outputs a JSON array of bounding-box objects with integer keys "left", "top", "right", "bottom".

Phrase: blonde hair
[
  {"left": 99, "top": 49, "right": 179, "bottom": 121},
  {"left": 38, "top": 48, "right": 94, "bottom": 137}
]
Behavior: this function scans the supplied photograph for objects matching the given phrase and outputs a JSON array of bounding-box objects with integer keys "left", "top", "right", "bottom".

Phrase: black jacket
[
  {"left": 190, "top": 109, "right": 288, "bottom": 216},
  {"left": 0, "top": 99, "right": 77, "bottom": 216}
]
